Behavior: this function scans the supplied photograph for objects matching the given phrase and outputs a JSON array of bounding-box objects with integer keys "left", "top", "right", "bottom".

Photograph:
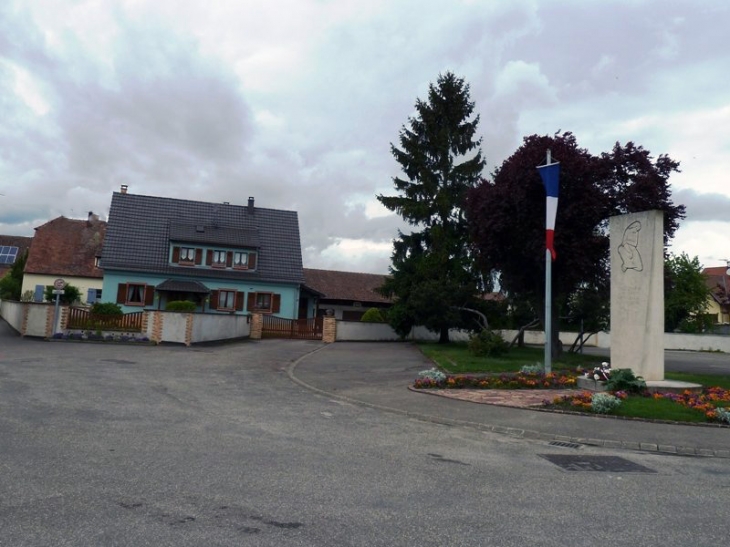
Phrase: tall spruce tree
[{"left": 377, "top": 72, "right": 485, "bottom": 343}]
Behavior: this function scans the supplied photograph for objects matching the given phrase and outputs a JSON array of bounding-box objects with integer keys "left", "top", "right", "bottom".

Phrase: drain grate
[
  {"left": 549, "top": 441, "right": 582, "bottom": 449},
  {"left": 539, "top": 454, "right": 657, "bottom": 473}
]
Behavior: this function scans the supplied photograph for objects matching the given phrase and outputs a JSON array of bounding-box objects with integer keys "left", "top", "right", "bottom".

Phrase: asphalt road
[
  {"left": 1, "top": 326, "right": 729, "bottom": 546},
  {"left": 581, "top": 346, "right": 730, "bottom": 375}
]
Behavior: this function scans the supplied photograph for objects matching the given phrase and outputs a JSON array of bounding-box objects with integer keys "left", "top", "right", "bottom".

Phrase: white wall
[
  {"left": 191, "top": 313, "right": 251, "bottom": 343},
  {"left": 160, "top": 312, "right": 189, "bottom": 344},
  {"left": 0, "top": 300, "right": 24, "bottom": 333},
  {"left": 336, "top": 321, "right": 402, "bottom": 341}
]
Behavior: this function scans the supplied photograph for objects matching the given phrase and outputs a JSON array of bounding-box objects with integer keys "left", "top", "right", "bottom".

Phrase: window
[
  {"left": 0, "top": 246, "right": 19, "bottom": 264},
  {"left": 211, "top": 289, "right": 244, "bottom": 312},
  {"left": 180, "top": 247, "right": 196, "bottom": 263},
  {"left": 247, "top": 292, "right": 280, "bottom": 313},
  {"left": 233, "top": 251, "right": 248, "bottom": 268},
  {"left": 218, "top": 290, "right": 236, "bottom": 310},
  {"left": 126, "top": 284, "right": 146, "bottom": 305},
  {"left": 212, "top": 250, "right": 227, "bottom": 267}
]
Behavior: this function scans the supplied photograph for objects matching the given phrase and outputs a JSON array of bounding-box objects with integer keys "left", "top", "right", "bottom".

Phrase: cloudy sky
[{"left": 1, "top": 0, "right": 728, "bottom": 275}]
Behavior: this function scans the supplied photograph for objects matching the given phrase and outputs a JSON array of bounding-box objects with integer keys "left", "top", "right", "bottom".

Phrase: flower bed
[
  {"left": 413, "top": 371, "right": 578, "bottom": 390},
  {"left": 548, "top": 387, "right": 730, "bottom": 424}
]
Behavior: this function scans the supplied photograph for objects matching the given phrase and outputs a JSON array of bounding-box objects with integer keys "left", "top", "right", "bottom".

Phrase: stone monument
[{"left": 609, "top": 210, "right": 664, "bottom": 381}]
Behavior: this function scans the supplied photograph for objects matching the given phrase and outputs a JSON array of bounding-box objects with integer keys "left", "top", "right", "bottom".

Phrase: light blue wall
[{"left": 101, "top": 271, "right": 301, "bottom": 319}]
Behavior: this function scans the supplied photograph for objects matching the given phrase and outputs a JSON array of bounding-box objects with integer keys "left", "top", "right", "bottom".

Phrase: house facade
[
  {"left": 302, "top": 268, "right": 392, "bottom": 320},
  {"left": 100, "top": 189, "right": 306, "bottom": 319},
  {"left": 21, "top": 214, "right": 106, "bottom": 304},
  {"left": 703, "top": 266, "right": 730, "bottom": 324}
]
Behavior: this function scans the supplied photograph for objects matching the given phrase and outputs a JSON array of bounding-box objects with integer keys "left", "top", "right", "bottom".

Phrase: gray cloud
[{"left": 673, "top": 188, "right": 730, "bottom": 222}]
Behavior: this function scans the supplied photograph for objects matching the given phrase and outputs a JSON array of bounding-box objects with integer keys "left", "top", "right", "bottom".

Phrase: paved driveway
[{"left": 1, "top": 324, "right": 729, "bottom": 546}]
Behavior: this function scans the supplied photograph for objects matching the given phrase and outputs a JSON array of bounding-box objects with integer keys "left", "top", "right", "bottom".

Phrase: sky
[{"left": 1, "top": 0, "right": 728, "bottom": 275}]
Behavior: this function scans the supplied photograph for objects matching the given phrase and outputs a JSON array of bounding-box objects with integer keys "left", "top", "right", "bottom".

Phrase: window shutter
[
  {"left": 144, "top": 286, "right": 155, "bottom": 306},
  {"left": 195, "top": 249, "right": 203, "bottom": 265},
  {"left": 34, "top": 284, "right": 45, "bottom": 302},
  {"left": 247, "top": 293, "right": 255, "bottom": 311},
  {"left": 116, "top": 284, "right": 127, "bottom": 304},
  {"left": 206, "top": 249, "right": 213, "bottom": 265},
  {"left": 210, "top": 290, "right": 219, "bottom": 309},
  {"left": 172, "top": 246, "right": 180, "bottom": 263},
  {"left": 235, "top": 291, "right": 244, "bottom": 311},
  {"left": 87, "top": 288, "right": 96, "bottom": 304},
  {"left": 227, "top": 251, "right": 233, "bottom": 268},
  {"left": 272, "top": 294, "right": 281, "bottom": 313},
  {"left": 248, "top": 253, "right": 256, "bottom": 269}
]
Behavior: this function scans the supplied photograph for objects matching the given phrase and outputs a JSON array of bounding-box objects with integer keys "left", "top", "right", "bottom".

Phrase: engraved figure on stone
[{"left": 618, "top": 221, "right": 643, "bottom": 272}]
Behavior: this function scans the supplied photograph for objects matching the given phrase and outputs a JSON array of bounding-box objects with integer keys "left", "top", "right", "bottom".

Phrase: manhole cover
[
  {"left": 539, "top": 454, "right": 657, "bottom": 473},
  {"left": 549, "top": 441, "right": 582, "bottom": 449}
]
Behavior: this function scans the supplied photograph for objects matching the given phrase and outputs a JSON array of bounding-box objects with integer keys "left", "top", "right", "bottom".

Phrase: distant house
[
  {"left": 0, "top": 234, "right": 33, "bottom": 279},
  {"left": 100, "top": 188, "right": 306, "bottom": 318},
  {"left": 22, "top": 214, "right": 106, "bottom": 304},
  {"left": 303, "top": 268, "right": 391, "bottom": 321},
  {"left": 703, "top": 266, "right": 730, "bottom": 324}
]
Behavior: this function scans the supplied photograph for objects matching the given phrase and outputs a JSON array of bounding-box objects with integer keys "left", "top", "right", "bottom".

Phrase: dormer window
[
  {"left": 212, "top": 250, "right": 227, "bottom": 267},
  {"left": 180, "top": 247, "right": 196, "bottom": 263},
  {"left": 233, "top": 251, "right": 248, "bottom": 269},
  {"left": 172, "top": 246, "right": 201, "bottom": 266}
]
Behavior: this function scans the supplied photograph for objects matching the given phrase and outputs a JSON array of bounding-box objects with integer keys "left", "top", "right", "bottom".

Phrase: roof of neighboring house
[
  {"left": 24, "top": 216, "right": 106, "bottom": 278},
  {"left": 102, "top": 192, "right": 304, "bottom": 284},
  {"left": 0, "top": 234, "right": 33, "bottom": 277},
  {"left": 703, "top": 266, "right": 730, "bottom": 305},
  {"left": 303, "top": 268, "right": 392, "bottom": 304}
]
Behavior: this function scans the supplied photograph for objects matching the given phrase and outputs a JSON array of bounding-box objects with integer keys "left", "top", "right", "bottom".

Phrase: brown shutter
[
  {"left": 227, "top": 251, "right": 233, "bottom": 268},
  {"left": 144, "top": 286, "right": 155, "bottom": 306},
  {"left": 248, "top": 253, "right": 256, "bottom": 269},
  {"left": 206, "top": 249, "right": 213, "bottom": 265},
  {"left": 195, "top": 249, "right": 203, "bottom": 265},
  {"left": 272, "top": 294, "right": 281, "bottom": 313},
  {"left": 116, "top": 283, "right": 127, "bottom": 304},
  {"left": 210, "top": 290, "right": 219, "bottom": 309},
  {"left": 235, "top": 292, "right": 244, "bottom": 311},
  {"left": 172, "top": 246, "right": 180, "bottom": 263},
  {"left": 247, "top": 293, "right": 255, "bottom": 311}
]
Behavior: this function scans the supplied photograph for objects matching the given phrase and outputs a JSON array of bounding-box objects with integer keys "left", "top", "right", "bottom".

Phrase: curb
[{"left": 287, "top": 346, "right": 730, "bottom": 459}]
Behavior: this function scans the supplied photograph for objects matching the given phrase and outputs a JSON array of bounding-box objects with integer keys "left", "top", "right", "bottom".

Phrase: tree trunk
[{"left": 438, "top": 326, "right": 450, "bottom": 344}]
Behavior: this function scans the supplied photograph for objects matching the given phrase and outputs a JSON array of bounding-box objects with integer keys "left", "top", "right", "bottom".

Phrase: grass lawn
[
  {"left": 417, "top": 341, "right": 730, "bottom": 425},
  {"left": 417, "top": 342, "right": 604, "bottom": 374}
]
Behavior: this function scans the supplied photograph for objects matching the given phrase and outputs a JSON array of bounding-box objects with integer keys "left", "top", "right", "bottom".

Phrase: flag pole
[{"left": 544, "top": 149, "right": 552, "bottom": 374}]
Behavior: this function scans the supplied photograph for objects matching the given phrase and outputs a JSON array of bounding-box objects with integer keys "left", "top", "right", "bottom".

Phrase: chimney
[
  {"left": 247, "top": 196, "right": 255, "bottom": 214},
  {"left": 87, "top": 211, "right": 99, "bottom": 226},
  {"left": 120, "top": 184, "right": 128, "bottom": 194}
]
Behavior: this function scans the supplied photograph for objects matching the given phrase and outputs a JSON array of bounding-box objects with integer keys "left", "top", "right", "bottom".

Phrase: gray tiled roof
[
  {"left": 156, "top": 279, "right": 211, "bottom": 293},
  {"left": 102, "top": 192, "right": 304, "bottom": 284}
]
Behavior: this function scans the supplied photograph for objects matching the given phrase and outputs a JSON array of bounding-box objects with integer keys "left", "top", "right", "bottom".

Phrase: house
[
  {"left": 100, "top": 188, "right": 306, "bottom": 318},
  {"left": 0, "top": 234, "right": 33, "bottom": 279},
  {"left": 21, "top": 214, "right": 106, "bottom": 304},
  {"left": 303, "top": 268, "right": 391, "bottom": 320},
  {"left": 703, "top": 266, "right": 730, "bottom": 324}
]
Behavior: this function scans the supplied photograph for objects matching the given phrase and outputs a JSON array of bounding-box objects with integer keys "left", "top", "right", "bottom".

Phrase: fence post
[
  {"left": 250, "top": 313, "right": 263, "bottom": 339},
  {"left": 322, "top": 316, "right": 336, "bottom": 343}
]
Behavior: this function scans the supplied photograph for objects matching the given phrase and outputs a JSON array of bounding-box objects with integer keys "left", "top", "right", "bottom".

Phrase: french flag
[{"left": 537, "top": 161, "right": 560, "bottom": 261}]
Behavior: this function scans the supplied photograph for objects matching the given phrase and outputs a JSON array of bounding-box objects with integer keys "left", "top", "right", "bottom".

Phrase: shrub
[
  {"left": 591, "top": 392, "right": 621, "bottom": 414},
  {"left": 716, "top": 407, "right": 730, "bottom": 425},
  {"left": 520, "top": 363, "right": 544, "bottom": 375},
  {"left": 166, "top": 300, "right": 197, "bottom": 312},
  {"left": 44, "top": 284, "right": 81, "bottom": 305},
  {"left": 468, "top": 329, "right": 508, "bottom": 357},
  {"left": 418, "top": 368, "right": 446, "bottom": 382},
  {"left": 605, "top": 368, "right": 647, "bottom": 394},
  {"left": 91, "top": 302, "right": 123, "bottom": 315},
  {"left": 361, "top": 307, "right": 386, "bottom": 323}
]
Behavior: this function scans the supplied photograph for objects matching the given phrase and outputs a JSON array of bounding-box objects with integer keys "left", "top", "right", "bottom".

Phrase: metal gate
[{"left": 261, "top": 315, "right": 323, "bottom": 340}]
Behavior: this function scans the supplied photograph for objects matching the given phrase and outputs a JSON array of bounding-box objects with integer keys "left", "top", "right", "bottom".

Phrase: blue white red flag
[{"left": 537, "top": 162, "right": 560, "bottom": 261}]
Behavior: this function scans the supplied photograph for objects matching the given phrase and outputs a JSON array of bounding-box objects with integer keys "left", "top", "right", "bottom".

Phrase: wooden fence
[
  {"left": 66, "top": 308, "right": 144, "bottom": 332},
  {"left": 261, "top": 315, "right": 323, "bottom": 340}
]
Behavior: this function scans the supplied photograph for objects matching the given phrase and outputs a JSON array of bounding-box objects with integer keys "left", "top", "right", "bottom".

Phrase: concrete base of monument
[{"left": 576, "top": 377, "right": 702, "bottom": 394}]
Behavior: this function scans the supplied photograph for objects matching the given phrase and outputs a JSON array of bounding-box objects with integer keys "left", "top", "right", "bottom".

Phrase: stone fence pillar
[
  {"left": 322, "top": 316, "right": 336, "bottom": 343},
  {"left": 250, "top": 313, "right": 263, "bottom": 339}
]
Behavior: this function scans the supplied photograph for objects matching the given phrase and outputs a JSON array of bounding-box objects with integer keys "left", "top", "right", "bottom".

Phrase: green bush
[
  {"left": 468, "top": 329, "right": 508, "bottom": 357},
  {"left": 166, "top": 300, "right": 197, "bottom": 312},
  {"left": 44, "top": 284, "right": 81, "bottom": 305},
  {"left": 91, "top": 302, "right": 123, "bottom": 316},
  {"left": 605, "top": 368, "right": 647, "bottom": 394},
  {"left": 361, "top": 307, "right": 386, "bottom": 323},
  {"left": 591, "top": 392, "right": 621, "bottom": 414}
]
